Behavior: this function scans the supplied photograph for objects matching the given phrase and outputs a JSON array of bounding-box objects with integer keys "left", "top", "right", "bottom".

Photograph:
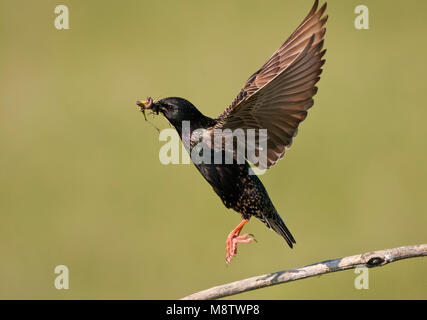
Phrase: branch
[{"left": 181, "top": 244, "right": 427, "bottom": 300}]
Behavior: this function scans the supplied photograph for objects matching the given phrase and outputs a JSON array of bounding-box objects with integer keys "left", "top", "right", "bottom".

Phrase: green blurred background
[{"left": 0, "top": 0, "right": 426, "bottom": 299}]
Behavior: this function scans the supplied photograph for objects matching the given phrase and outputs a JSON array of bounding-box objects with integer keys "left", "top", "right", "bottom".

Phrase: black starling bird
[{"left": 137, "top": 1, "right": 327, "bottom": 263}]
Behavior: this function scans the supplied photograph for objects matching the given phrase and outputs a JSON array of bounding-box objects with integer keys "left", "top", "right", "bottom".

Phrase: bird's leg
[{"left": 225, "top": 219, "right": 256, "bottom": 264}]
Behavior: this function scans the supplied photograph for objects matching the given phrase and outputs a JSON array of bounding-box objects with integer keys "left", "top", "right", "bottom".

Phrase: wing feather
[{"left": 213, "top": 1, "right": 327, "bottom": 169}]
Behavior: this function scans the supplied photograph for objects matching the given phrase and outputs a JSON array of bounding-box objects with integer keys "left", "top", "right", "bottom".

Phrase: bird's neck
[{"left": 173, "top": 115, "right": 216, "bottom": 138}]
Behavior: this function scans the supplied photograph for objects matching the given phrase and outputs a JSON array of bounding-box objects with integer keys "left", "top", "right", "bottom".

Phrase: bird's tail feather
[{"left": 266, "top": 213, "right": 296, "bottom": 248}]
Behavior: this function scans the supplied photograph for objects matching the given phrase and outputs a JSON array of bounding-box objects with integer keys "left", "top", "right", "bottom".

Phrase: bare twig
[{"left": 181, "top": 244, "right": 427, "bottom": 300}]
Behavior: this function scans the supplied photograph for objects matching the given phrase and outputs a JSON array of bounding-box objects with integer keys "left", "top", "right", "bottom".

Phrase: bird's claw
[{"left": 225, "top": 233, "right": 256, "bottom": 264}]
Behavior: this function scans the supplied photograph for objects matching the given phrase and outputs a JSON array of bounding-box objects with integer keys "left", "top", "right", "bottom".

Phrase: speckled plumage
[
  {"left": 137, "top": 0, "right": 327, "bottom": 261},
  {"left": 141, "top": 97, "right": 296, "bottom": 248},
  {"left": 187, "top": 124, "right": 295, "bottom": 247}
]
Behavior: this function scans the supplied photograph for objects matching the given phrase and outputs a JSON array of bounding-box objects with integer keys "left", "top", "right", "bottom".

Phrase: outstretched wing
[{"left": 214, "top": 0, "right": 327, "bottom": 169}]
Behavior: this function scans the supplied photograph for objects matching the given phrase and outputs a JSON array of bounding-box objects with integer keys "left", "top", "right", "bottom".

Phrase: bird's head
[{"left": 136, "top": 97, "right": 204, "bottom": 129}]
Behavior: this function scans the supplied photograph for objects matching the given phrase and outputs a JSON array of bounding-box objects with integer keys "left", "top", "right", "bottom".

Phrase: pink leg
[{"left": 226, "top": 219, "right": 257, "bottom": 264}]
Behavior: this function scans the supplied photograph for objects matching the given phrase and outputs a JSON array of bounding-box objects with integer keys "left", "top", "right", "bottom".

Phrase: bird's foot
[{"left": 225, "top": 232, "right": 257, "bottom": 264}]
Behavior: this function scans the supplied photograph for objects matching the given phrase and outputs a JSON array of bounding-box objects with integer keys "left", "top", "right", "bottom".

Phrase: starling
[{"left": 137, "top": 0, "right": 327, "bottom": 263}]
